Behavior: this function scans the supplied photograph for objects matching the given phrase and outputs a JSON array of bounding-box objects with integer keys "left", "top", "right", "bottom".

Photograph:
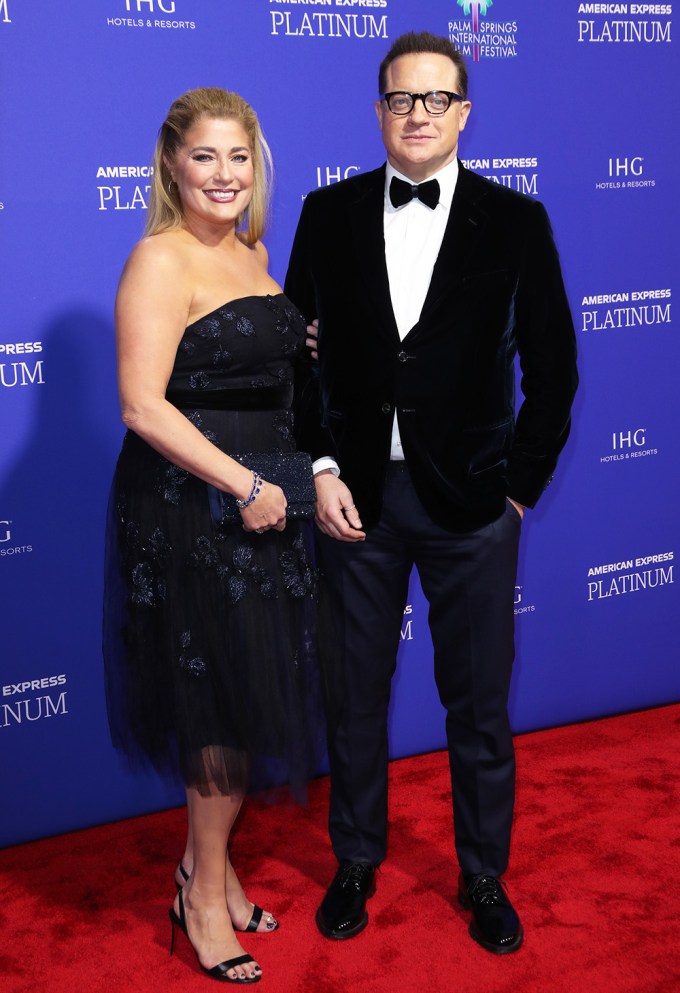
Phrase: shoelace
[
  {"left": 467, "top": 875, "right": 509, "bottom": 906},
  {"left": 338, "top": 863, "right": 372, "bottom": 891}
]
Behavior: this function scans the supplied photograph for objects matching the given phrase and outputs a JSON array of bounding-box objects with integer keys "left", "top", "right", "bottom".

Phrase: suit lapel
[
  {"left": 348, "top": 166, "right": 400, "bottom": 343},
  {"left": 407, "top": 164, "right": 489, "bottom": 340}
]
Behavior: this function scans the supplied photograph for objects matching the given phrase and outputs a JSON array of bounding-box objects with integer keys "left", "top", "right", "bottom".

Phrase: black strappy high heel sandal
[{"left": 169, "top": 888, "right": 262, "bottom": 984}]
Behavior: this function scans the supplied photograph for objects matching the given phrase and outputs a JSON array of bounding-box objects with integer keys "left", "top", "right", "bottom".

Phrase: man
[{"left": 286, "top": 31, "right": 577, "bottom": 954}]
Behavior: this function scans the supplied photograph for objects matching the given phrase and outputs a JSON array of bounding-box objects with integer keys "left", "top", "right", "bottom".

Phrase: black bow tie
[{"left": 389, "top": 175, "right": 440, "bottom": 210}]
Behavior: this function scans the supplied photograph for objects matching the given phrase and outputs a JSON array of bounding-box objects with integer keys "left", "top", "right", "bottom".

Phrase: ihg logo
[{"left": 124, "top": 0, "right": 176, "bottom": 12}]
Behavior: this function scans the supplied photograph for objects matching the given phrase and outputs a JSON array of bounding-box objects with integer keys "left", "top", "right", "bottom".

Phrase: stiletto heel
[
  {"left": 169, "top": 910, "right": 177, "bottom": 956},
  {"left": 168, "top": 889, "right": 261, "bottom": 984},
  {"left": 175, "top": 862, "right": 279, "bottom": 933}
]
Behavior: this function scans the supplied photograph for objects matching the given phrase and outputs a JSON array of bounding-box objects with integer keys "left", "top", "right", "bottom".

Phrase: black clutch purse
[{"left": 208, "top": 451, "right": 316, "bottom": 524}]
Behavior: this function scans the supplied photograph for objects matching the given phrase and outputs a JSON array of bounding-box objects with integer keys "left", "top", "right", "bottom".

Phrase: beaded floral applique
[
  {"left": 178, "top": 630, "right": 207, "bottom": 677},
  {"left": 280, "top": 533, "right": 317, "bottom": 599}
]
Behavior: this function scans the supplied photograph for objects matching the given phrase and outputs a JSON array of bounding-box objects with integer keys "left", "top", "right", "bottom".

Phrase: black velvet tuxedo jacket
[{"left": 285, "top": 162, "right": 578, "bottom": 532}]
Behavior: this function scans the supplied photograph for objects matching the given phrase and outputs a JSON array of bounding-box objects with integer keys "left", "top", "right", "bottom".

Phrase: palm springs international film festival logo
[{"left": 449, "top": 1, "right": 518, "bottom": 62}]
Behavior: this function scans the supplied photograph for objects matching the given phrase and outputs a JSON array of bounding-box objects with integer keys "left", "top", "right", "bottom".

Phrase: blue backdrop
[{"left": 1, "top": 0, "right": 677, "bottom": 848}]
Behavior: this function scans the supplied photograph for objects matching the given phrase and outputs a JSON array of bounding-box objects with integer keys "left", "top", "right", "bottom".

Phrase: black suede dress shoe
[
  {"left": 458, "top": 874, "right": 523, "bottom": 954},
  {"left": 316, "top": 861, "right": 376, "bottom": 940}
]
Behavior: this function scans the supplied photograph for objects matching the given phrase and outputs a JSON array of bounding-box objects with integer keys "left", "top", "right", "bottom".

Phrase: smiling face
[
  {"left": 376, "top": 52, "right": 471, "bottom": 183},
  {"left": 165, "top": 116, "right": 254, "bottom": 233}
]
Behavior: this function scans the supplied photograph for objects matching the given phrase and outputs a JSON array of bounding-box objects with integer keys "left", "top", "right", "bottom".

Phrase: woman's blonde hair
[{"left": 144, "top": 87, "right": 273, "bottom": 244}]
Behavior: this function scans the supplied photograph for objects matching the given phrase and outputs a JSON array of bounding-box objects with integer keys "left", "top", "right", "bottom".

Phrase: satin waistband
[{"left": 166, "top": 384, "right": 293, "bottom": 411}]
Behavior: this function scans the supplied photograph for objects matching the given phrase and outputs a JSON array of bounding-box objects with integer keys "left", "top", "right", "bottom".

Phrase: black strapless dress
[{"left": 103, "top": 294, "right": 326, "bottom": 796}]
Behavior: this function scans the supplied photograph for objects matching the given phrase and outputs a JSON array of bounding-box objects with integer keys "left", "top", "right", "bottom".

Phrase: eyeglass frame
[{"left": 381, "top": 91, "right": 465, "bottom": 116}]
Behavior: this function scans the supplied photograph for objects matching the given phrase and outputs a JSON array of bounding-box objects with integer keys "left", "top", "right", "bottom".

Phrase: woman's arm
[
  {"left": 115, "top": 236, "right": 286, "bottom": 531},
  {"left": 116, "top": 236, "right": 252, "bottom": 499}
]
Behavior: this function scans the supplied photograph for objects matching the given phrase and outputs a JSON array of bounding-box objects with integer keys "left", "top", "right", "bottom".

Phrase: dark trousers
[{"left": 317, "top": 462, "right": 522, "bottom": 877}]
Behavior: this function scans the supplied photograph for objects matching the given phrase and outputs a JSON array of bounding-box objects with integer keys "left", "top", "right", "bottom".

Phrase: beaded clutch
[{"left": 208, "top": 451, "right": 316, "bottom": 523}]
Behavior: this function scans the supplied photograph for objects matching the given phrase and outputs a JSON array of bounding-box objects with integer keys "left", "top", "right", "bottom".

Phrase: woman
[{"left": 103, "top": 88, "right": 324, "bottom": 984}]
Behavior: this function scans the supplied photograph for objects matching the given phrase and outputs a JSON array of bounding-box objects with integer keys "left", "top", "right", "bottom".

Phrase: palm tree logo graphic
[{"left": 457, "top": 0, "right": 494, "bottom": 62}]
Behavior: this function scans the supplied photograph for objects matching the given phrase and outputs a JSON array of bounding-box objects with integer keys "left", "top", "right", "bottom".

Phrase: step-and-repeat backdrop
[{"left": 1, "top": 1, "right": 677, "bottom": 847}]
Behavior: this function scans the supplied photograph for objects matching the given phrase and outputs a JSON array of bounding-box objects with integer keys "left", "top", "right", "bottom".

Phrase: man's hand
[
  {"left": 314, "top": 469, "right": 365, "bottom": 542},
  {"left": 306, "top": 319, "right": 319, "bottom": 361}
]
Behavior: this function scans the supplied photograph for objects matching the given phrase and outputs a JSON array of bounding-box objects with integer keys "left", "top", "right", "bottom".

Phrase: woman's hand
[{"left": 239, "top": 480, "right": 287, "bottom": 533}]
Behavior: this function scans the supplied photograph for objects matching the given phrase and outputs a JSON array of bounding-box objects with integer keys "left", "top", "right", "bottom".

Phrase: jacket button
[
  {"left": 397, "top": 350, "right": 409, "bottom": 362},
  {"left": 381, "top": 402, "right": 392, "bottom": 414}
]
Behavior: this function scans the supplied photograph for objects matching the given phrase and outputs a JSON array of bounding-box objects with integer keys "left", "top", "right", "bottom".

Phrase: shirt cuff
[{"left": 313, "top": 457, "right": 340, "bottom": 477}]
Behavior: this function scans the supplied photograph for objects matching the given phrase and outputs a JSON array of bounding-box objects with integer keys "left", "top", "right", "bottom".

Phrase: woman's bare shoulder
[{"left": 126, "top": 230, "right": 189, "bottom": 270}]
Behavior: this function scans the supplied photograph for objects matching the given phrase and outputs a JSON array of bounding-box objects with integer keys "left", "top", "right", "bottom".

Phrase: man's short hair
[{"left": 378, "top": 31, "right": 468, "bottom": 100}]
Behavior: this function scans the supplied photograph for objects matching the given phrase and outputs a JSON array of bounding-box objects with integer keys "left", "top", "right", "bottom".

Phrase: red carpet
[{"left": 2, "top": 705, "right": 679, "bottom": 993}]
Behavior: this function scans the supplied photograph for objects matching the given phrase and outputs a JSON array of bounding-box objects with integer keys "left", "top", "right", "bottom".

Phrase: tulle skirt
[{"left": 103, "top": 411, "right": 329, "bottom": 797}]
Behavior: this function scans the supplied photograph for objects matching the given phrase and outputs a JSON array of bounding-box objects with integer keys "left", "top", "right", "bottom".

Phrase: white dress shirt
[
  {"left": 384, "top": 158, "right": 458, "bottom": 458},
  {"left": 313, "top": 158, "right": 459, "bottom": 474}
]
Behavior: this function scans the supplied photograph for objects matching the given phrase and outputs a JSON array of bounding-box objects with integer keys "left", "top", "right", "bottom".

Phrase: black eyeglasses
[{"left": 382, "top": 91, "right": 464, "bottom": 116}]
